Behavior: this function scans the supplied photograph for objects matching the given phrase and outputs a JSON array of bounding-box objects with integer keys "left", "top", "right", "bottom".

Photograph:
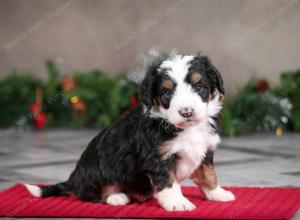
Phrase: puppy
[{"left": 24, "top": 54, "right": 235, "bottom": 211}]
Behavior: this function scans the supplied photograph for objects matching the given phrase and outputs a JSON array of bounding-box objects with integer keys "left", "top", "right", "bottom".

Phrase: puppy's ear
[
  {"left": 204, "top": 57, "right": 225, "bottom": 95},
  {"left": 139, "top": 64, "right": 159, "bottom": 109}
]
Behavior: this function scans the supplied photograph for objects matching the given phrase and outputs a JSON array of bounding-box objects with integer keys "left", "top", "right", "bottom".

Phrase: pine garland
[{"left": 0, "top": 55, "right": 298, "bottom": 136}]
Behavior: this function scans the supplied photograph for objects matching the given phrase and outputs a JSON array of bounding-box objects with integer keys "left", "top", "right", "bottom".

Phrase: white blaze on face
[{"left": 159, "top": 55, "right": 208, "bottom": 128}]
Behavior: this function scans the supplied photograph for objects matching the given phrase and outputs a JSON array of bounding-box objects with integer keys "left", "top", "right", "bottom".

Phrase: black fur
[
  {"left": 154, "top": 70, "right": 177, "bottom": 109},
  {"left": 40, "top": 182, "right": 69, "bottom": 197},
  {"left": 39, "top": 104, "right": 179, "bottom": 202},
  {"left": 139, "top": 62, "right": 161, "bottom": 109},
  {"left": 37, "top": 55, "right": 224, "bottom": 203},
  {"left": 188, "top": 56, "right": 225, "bottom": 95},
  {"left": 202, "top": 150, "right": 214, "bottom": 166}
]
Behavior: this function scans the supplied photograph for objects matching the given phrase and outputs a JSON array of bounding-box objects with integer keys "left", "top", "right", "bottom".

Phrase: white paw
[
  {"left": 156, "top": 182, "right": 196, "bottom": 211},
  {"left": 204, "top": 186, "right": 235, "bottom": 202},
  {"left": 158, "top": 195, "right": 196, "bottom": 211},
  {"left": 106, "top": 193, "right": 130, "bottom": 206}
]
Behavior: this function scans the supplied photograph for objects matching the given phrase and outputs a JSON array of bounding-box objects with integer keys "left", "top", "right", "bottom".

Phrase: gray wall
[{"left": 1, "top": 0, "right": 300, "bottom": 96}]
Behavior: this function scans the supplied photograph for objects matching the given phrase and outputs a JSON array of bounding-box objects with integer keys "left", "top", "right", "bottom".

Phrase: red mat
[{"left": 0, "top": 184, "right": 300, "bottom": 219}]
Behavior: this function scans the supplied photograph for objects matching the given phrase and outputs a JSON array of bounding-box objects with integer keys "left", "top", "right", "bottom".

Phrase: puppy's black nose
[{"left": 179, "top": 107, "right": 193, "bottom": 118}]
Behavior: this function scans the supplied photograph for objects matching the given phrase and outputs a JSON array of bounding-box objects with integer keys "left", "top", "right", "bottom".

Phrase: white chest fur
[{"left": 163, "top": 122, "right": 220, "bottom": 182}]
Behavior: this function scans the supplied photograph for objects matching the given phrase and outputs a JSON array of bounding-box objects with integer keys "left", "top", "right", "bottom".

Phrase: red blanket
[{"left": 0, "top": 183, "right": 299, "bottom": 219}]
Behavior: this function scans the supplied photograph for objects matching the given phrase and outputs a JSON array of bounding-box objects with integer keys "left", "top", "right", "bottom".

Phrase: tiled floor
[{"left": 0, "top": 129, "right": 300, "bottom": 219}]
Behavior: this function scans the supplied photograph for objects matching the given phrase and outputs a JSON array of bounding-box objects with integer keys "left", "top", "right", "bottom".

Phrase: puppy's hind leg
[
  {"left": 79, "top": 189, "right": 102, "bottom": 203},
  {"left": 106, "top": 193, "right": 130, "bottom": 206},
  {"left": 76, "top": 183, "right": 102, "bottom": 203},
  {"left": 102, "top": 185, "right": 130, "bottom": 206}
]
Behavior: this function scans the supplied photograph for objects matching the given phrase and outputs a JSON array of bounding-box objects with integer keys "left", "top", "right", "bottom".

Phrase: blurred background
[
  {"left": 0, "top": 0, "right": 299, "bottom": 208},
  {"left": 1, "top": 0, "right": 300, "bottom": 93}
]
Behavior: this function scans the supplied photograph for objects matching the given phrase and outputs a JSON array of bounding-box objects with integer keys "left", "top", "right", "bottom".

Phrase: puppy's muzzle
[{"left": 178, "top": 107, "right": 193, "bottom": 118}]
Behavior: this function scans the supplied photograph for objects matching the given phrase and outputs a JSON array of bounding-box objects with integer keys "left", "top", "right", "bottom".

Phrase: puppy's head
[{"left": 140, "top": 55, "right": 224, "bottom": 129}]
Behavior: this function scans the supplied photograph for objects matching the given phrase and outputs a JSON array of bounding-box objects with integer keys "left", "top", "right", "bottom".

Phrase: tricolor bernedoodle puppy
[{"left": 24, "top": 54, "right": 235, "bottom": 211}]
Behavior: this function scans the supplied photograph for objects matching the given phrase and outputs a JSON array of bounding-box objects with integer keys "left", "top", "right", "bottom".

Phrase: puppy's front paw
[
  {"left": 106, "top": 193, "right": 130, "bottom": 205},
  {"left": 159, "top": 195, "right": 196, "bottom": 211},
  {"left": 204, "top": 186, "right": 235, "bottom": 202}
]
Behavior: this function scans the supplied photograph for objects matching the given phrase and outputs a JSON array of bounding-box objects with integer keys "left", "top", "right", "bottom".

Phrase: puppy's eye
[
  {"left": 195, "top": 84, "right": 202, "bottom": 91},
  {"left": 194, "top": 84, "right": 208, "bottom": 98},
  {"left": 195, "top": 84, "right": 204, "bottom": 93},
  {"left": 162, "top": 90, "right": 172, "bottom": 97}
]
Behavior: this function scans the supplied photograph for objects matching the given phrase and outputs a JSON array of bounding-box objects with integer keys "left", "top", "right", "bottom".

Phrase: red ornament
[
  {"left": 30, "top": 88, "right": 47, "bottom": 129},
  {"left": 30, "top": 103, "right": 40, "bottom": 114},
  {"left": 71, "top": 98, "right": 87, "bottom": 115},
  {"left": 256, "top": 79, "right": 269, "bottom": 93},
  {"left": 130, "top": 96, "right": 139, "bottom": 106},
  {"left": 29, "top": 102, "right": 47, "bottom": 129},
  {"left": 33, "top": 112, "right": 47, "bottom": 129}
]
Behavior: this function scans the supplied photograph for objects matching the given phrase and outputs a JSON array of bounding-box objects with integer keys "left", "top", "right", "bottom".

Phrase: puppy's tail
[{"left": 23, "top": 181, "right": 70, "bottom": 198}]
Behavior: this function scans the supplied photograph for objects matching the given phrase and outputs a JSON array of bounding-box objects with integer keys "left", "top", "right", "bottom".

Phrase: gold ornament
[
  {"left": 275, "top": 127, "right": 283, "bottom": 137},
  {"left": 70, "top": 96, "right": 80, "bottom": 104}
]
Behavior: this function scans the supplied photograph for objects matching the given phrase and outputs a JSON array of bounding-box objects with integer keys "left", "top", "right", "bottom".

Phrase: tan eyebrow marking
[
  {"left": 191, "top": 73, "right": 202, "bottom": 85},
  {"left": 161, "top": 79, "right": 174, "bottom": 90}
]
